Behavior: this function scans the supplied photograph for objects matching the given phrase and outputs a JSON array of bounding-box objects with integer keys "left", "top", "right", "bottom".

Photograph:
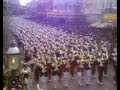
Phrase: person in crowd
[
  {"left": 24, "top": 46, "right": 32, "bottom": 63},
  {"left": 69, "top": 56, "right": 76, "bottom": 79},
  {"left": 51, "top": 60, "right": 59, "bottom": 89},
  {"left": 112, "top": 47, "right": 117, "bottom": 85},
  {"left": 46, "top": 58, "right": 52, "bottom": 81},
  {"left": 34, "top": 58, "right": 42, "bottom": 84},
  {"left": 33, "top": 45, "right": 39, "bottom": 58},
  {"left": 76, "top": 59, "right": 84, "bottom": 85},
  {"left": 62, "top": 60, "right": 70, "bottom": 87},
  {"left": 81, "top": 57, "right": 85, "bottom": 79},
  {"left": 97, "top": 56, "right": 104, "bottom": 85},
  {"left": 84, "top": 57, "right": 91, "bottom": 85},
  {"left": 40, "top": 60, "right": 48, "bottom": 90},
  {"left": 21, "top": 64, "right": 31, "bottom": 80},
  {"left": 102, "top": 55, "right": 109, "bottom": 77},
  {"left": 90, "top": 56, "right": 97, "bottom": 78},
  {"left": 58, "top": 59, "right": 64, "bottom": 80}
]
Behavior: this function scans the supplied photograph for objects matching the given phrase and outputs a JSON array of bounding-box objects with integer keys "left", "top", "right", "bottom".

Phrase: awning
[
  {"left": 90, "top": 22, "right": 101, "bottom": 27},
  {"left": 96, "top": 23, "right": 115, "bottom": 28},
  {"left": 96, "top": 23, "right": 107, "bottom": 28},
  {"left": 90, "top": 22, "right": 115, "bottom": 28},
  {"left": 103, "top": 14, "right": 117, "bottom": 20}
]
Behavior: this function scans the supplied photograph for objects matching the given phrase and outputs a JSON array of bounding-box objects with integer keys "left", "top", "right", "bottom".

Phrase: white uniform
[
  {"left": 21, "top": 67, "right": 31, "bottom": 90},
  {"left": 21, "top": 67, "right": 31, "bottom": 75},
  {"left": 52, "top": 63, "right": 59, "bottom": 88},
  {"left": 63, "top": 61, "right": 70, "bottom": 87},
  {"left": 85, "top": 60, "right": 91, "bottom": 84},
  {"left": 40, "top": 65, "right": 47, "bottom": 90},
  {"left": 76, "top": 60, "right": 84, "bottom": 85}
]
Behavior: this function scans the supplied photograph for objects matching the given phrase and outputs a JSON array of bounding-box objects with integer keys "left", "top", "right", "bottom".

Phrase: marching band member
[
  {"left": 67, "top": 49, "right": 72, "bottom": 60},
  {"left": 58, "top": 59, "right": 64, "bottom": 80},
  {"left": 112, "top": 47, "right": 117, "bottom": 85},
  {"left": 33, "top": 45, "right": 39, "bottom": 58},
  {"left": 90, "top": 56, "right": 97, "bottom": 78},
  {"left": 40, "top": 61, "right": 48, "bottom": 90},
  {"left": 84, "top": 57, "right": 91, "bottom": 85},
  {"left": 34, "top": 59, "right": 42, "bottom": 83},
  {"left": 51, "top": 60, "right": 59, "bottom": 89},
  {"left": 21, "top": 64, "right": 31, "bottom": 80},
  {"left": 21, "top": 64, "right": 31, "bottom": 90},
  {"left": 46, "top": 58, "right": 52, "bottom": 81},
  {"left": 59, "top": 49, "right": 64, "bottom": 57},
  {"left": 102, "top": 55, "right": 108, "bottom": 77},
  {"left": 24, "top": 46, "right": 32, "bottom": 63},
  {"left": 63, "top": 60, "right": 70, "bottom": 87},
  {"left": 113, "top": 56, "right": 117, "bottom": 85},
  {"left": 97, "top": 56, "right": 103, "bottom": 85},
  {"left": 81, "top": 57, "right": 85, "bottom": 79},
  {"left": 29, "top": 55, "right": 35, "bottom": 72},
  {"left": 76, "top": 59, "right": 84, "bottom": 85},
  {"left": 70, "top": 56, "right": 76, "bottom": 79}
]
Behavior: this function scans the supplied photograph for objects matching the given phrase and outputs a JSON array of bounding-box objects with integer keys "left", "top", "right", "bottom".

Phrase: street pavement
[{"left": 27, "top": 64, "right": 117, "bottom": 90}]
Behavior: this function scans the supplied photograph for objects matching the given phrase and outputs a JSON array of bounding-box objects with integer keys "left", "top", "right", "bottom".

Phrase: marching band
[
  {"left": 6, "top": 16, "right": 117, "bottom": 90},
  {"left": 19, "top": 41, "right": 117, "bottom": 89}
]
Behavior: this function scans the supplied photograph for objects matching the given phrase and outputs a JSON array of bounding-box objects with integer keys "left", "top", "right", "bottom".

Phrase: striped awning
[{"left": 103, "top": 14, "right": 117, "bottom": 20}]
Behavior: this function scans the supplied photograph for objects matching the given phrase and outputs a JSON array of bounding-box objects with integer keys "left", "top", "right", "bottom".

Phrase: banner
[{"left": 103, "top": 14, "right": 117, "bottom": 20}]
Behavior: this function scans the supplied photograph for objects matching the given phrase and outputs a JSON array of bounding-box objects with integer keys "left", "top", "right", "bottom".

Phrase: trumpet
[
  {"left": 90, "top": 60, "right": 93, "bottom": 64},
  {"left": 81, "top": 59, "right": 85, "bottom": 64},
  {"left": 81, "top": 63, "right": 84, "bottom": 68}
]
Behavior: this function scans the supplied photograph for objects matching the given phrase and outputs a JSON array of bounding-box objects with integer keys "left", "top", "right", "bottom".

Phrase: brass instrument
[
  {"left": 90, "top": 60, "right": 93, "bottom": 64},
  {"left": 81, "top": 63, "right": 84, "bottom": 68},
  {"left": 57, "top": 61, "right": 61, "bottom": 67},
  {"left": 66, "top": 61, "right": 70, "bottom": 68},
  {"left": 81, "top": 58, "right": 85, "bottom": 64}
]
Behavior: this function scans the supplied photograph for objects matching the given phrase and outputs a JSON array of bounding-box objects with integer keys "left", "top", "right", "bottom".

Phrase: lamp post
[
  {"left": 6, "top": 40, "right": 20, "bottom": 70},
  {"left": 5, "top": 40, "right": 21, "bottom": 90}
]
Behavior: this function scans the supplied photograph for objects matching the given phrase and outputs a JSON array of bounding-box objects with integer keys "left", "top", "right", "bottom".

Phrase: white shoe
[
  {"left": 93, "top": 75, "right": 96, "bottom": 78},
  {"left": 64, "top": 85, "right": 68, "bottom": 87},
  {"left": 49, "top": 79, "right": 51, "bottom": 82},
  {"left": 100, "top": 82, "right": 103, "bottom": 85},
  {"left": 54, "top": 87, "right": 57, "bottom": 89},
  {"left": 71, "top": 77, "right": 74, "bottom": 80},
  {"left": 78, "top": 82, "right": 82, "bottom": 85},
  {"left": 59, "top": 78, "right": 63, "bottom": 81},
  {"left": 86, "top": 82, "right": 91, "bottom": 85},
  {"left": 99, "top": 82, "right": 103, "bottom": 85},
  {"left": 104, "top": 74, "right": 107, "bottom": 77},
  {"left": 81, "top": 77, "right": 84, "bottom": 79},
  {"left": 114, "top": 81, "right": 116, "bottom": 85}
]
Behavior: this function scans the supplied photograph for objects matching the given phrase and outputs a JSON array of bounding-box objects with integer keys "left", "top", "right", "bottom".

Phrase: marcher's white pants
[
  {"left": 52, "top": 75, "right": 58, "bottom": 88},
  {"left": 40, "top": 76, "right": 47, "bottom": 90},
  {"left": 77, "top": 71, "right": 82, "bottom": 84},
  {"left": 63, "top": 72, "right": 69, "bottom": 86},
  {"left": 86, "top": 70, "right": 91, "bottom": 84}
]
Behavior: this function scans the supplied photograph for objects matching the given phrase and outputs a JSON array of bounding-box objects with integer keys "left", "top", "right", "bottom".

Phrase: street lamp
[
  {"left": 3, "top": 40, "right": 21, "bottom": 89},
  {"left": 6, "top": 40, "right": 20, "bottom": 70}
]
